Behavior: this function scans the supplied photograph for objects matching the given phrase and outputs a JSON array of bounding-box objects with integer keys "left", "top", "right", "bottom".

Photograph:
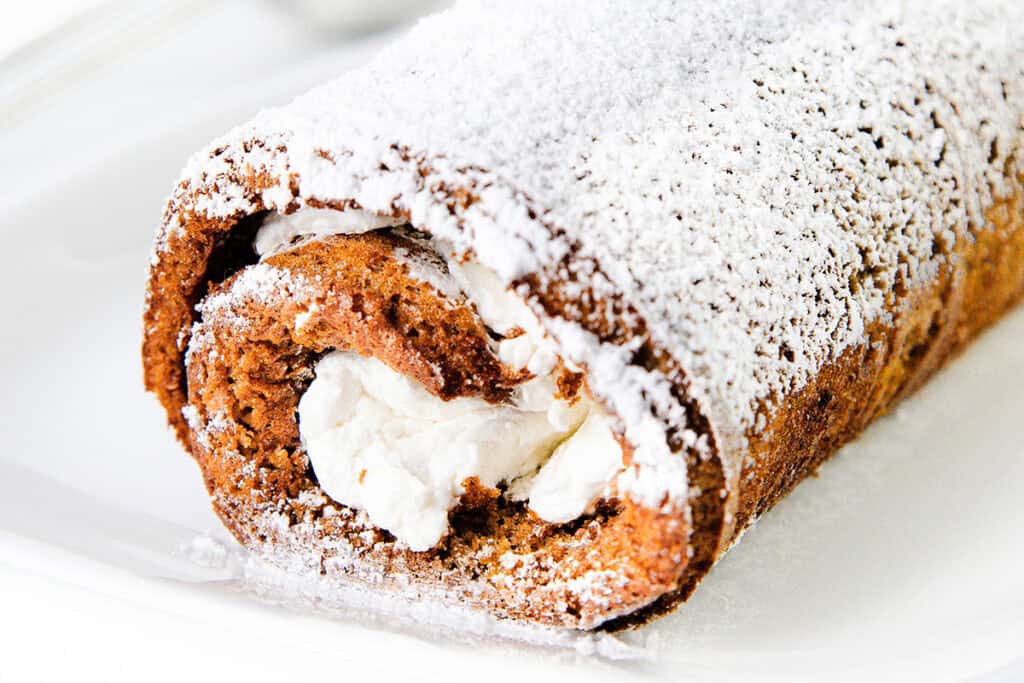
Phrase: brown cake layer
[
  {"left": 180, "top": 229, "right": 689, "bottom": 627},
  {"left": 144, "top": 160, "right": 1023, "bottom": 630}
]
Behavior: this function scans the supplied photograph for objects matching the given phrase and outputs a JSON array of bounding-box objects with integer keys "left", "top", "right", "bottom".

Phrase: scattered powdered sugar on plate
[
  {"left": 177, "top": 534, "right": 245, "bottom": 578},
  {"left": 172, "top": 530, "right": 650, "bottom": 660},
  {"left": 240, "top": 552, "right": 649, "bottom": 659}
]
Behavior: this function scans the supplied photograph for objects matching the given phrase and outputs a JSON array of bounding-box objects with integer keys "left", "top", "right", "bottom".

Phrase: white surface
[
  {"left": 0, "top": 0, "right": 105, "bottom": 59},
  {"left": 1, "top": 16, "right": 1023, "bottom": 683}
]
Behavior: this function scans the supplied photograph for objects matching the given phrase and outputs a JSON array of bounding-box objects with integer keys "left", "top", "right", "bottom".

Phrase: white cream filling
[
  {"left": 255, "top": 208, "right": 403, "bottom": 257},
  {"left": 258, "top": 209, "right": 626, "bottom": 551}
]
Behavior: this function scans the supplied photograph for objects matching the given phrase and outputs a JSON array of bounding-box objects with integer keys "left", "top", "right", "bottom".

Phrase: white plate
[{"left": 1, "top": 42, "right": 1022, "bottom": 683}]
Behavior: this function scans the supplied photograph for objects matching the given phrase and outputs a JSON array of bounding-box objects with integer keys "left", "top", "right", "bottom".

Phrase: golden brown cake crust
[
  {"left": 735, "top": 183, "right": 1024, "bottom": 538},
  {"left": 604, "top": 180, "right": 1024, "bottom": 628}
]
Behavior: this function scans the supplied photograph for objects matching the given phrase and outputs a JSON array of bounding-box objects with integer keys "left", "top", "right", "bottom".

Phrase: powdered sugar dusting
[
  {"left": 154, "top": 0, "right": 1022, "bottom": 529},
  {"left": 196, "top": 263, "right": 316, "bottom": 332},
  {"left": 389, "top": 233, "right": 467, "bottom": 304}
]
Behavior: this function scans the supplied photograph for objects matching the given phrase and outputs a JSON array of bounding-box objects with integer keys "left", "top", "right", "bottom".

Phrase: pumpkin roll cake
[{"left": 143, "top": 0, "right": 1024, "bottom": 628}]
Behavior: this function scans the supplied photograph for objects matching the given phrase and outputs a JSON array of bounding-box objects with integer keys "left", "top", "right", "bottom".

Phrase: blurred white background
[
  {"left": 0, "top": 0, "right": 448, "bottom": 211},
  {"left": 0, "top": 0, "right": 447, "bottom": 58},
  {"left": 0, "top": 0, "right": 106, "bottom": 58}
]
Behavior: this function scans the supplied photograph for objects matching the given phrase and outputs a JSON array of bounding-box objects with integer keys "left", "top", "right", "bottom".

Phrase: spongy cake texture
[{"left": 144, "top": 0, "right": 1024, "bottom": 628}]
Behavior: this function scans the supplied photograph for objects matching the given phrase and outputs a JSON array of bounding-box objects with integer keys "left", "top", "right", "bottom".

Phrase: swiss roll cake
[{"left": 143, "top": 0, "right": 1024, "bottom": 628}]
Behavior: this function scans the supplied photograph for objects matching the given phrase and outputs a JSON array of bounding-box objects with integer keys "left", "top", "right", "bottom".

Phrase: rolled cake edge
[
  {"left": 144, "top": 123, "right": 1024, "bottom": 628},
  {"left": 144, "top": 146, "right": 720, "bottom": 626},
  {"left": 180, "top": 229, "right": 693, "bottom": 627}
]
